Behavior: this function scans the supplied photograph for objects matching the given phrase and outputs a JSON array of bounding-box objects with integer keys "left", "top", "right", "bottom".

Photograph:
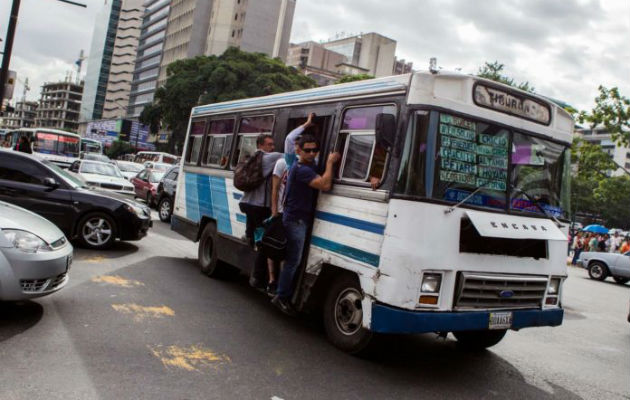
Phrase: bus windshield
[
  {"left": 395, "top": 110, "right": 571, "bottom": 219},
  {"left": 33, "top": 131, "right": 80, "bottom": 157}
]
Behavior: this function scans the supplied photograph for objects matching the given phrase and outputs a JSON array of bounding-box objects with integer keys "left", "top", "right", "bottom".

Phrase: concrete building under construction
[
  {"left": 0, "top": 101, "right": 38, "bottom": 129},
  {"left": 35, "top": 81, "right": 84, "bottom": 132}
]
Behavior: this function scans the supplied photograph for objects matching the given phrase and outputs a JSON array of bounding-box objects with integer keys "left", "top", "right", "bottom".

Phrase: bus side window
[
  {"left": 335, "top": 105, "right": 395, "bottom": 185},
  {"left": 203, "top": 118, "right": 235, "bottom": 168},
  {"left": 230, "top": 115, "right": 274, "bottom": 168},
  {"left": 186, "top": 120, "right": 206, "bottom": 165}
]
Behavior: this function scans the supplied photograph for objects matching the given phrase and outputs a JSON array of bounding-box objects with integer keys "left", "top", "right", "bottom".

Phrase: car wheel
[
  {"left": 453, "top": 329, "right": 507, "bottom": 350},
  {"left": 77, "top": 212, "right": 116, "bottom": 250},
  {"left": 613, "top": 277, "right": 629, "bottom": 285},
  {"left": 588, "top": 262, "right": 608, "bottom": 281},
  {"left": 146, "top": 192, "right": 154, "bottom": 208},
  {"left": 158, "top": 197, "right": 172, "bottom": 222},
  {"left": 322, "top": 273, "right": 373, "bottom": 355}
]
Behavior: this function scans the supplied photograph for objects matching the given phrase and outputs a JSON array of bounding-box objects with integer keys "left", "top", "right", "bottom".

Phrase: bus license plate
[{"left": 489, "top": 312, "right": 512, "bottom": 329}]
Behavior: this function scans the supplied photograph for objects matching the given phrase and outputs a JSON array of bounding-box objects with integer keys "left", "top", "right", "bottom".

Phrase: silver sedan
[{"left": 0, "top": 201, "right": 73, "bottom": 300}]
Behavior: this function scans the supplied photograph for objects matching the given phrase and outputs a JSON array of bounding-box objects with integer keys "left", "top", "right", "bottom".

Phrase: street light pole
[{"left": 0, "top": 0, "right": 21, "bottom": 112}]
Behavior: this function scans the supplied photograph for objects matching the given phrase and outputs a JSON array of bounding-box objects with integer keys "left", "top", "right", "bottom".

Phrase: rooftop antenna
[{"left": 429, "top": 57, "right": 438, "bottom": 74}]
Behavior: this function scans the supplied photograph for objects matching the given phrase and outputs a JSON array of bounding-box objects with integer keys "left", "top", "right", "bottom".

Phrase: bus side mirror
[{"left": 375, "top": 113, "right": 396, "bottom": 151}]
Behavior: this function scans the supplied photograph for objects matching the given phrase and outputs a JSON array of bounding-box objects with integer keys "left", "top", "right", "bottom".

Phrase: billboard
[{"left": 85, "top": 119, "right": 155, "bottom": 150}]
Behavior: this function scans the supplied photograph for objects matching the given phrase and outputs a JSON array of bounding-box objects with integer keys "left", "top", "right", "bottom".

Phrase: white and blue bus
[{"left": 171, "top": 71, "right": 573, "bottom": 353}]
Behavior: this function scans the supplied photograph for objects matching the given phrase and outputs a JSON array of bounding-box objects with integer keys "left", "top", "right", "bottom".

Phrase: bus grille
[{"left": 454, "top": 272, "right": 547, "bottom": 310}]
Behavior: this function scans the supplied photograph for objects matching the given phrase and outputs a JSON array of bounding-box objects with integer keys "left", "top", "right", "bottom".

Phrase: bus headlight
[
  {"left": 421, "top": 273, "right": 442, "bottom": 293},
  {"left": 547, "top": 277, "right": 561, "bottom": 295}
]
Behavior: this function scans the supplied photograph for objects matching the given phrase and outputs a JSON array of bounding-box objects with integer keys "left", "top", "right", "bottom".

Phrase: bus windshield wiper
[
  {"left": 510, "top": 186, "right": 564, "bottom": 228},
  {"left": 444, "top": 183, "right": 492, "bottom": 214}
]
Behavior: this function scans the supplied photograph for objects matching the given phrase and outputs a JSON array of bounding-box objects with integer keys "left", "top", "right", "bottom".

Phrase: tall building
[
  {"left": 102, "top": 0, "right": 145, "bottom": 119},
  {"left": 127, "top": 0, "right": 171, "bottom": 118},
  {"left": 321, "top": 32, "right": 396, "bottom": 78},
  {"left": 127, "top": 0, "right": 295, "bottom": 118},
  {"left": 36, "top": 81, "right": 84, "bottom": 132},
  {"left": 81, "top": 0, "right": 122, "bottom": 122},
  {"left": 0, "top": 101, "right": 38, "bottom": 129},
  {"left": 286, "top": 41, "right": 346, "bottom": 86},
  {"left": 575, "top": 126, "right": 630, "bottom": 176}
]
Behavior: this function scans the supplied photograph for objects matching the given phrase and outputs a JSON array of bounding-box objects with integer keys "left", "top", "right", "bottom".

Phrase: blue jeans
[{"left": 277, "top": 219, "right": 308, "bottom": 299}]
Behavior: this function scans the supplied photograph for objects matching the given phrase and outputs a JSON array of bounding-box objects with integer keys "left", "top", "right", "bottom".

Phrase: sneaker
[
  {"left": 266, "top": 281, "right": 277, "bottom": 297},
  {"left": 249, "top": 277, "right": 266, "bottom": 293},
  {"left": 271, "top": 295, "right": 297, "bottom": 317}
]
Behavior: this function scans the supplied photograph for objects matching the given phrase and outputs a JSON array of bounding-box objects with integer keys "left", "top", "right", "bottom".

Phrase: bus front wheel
[
  {"left": 453, "top": 329, "right": 507, "bottom": 350},
  {"left": 323, "top": 274, "right": 373, "bottom": 354}
]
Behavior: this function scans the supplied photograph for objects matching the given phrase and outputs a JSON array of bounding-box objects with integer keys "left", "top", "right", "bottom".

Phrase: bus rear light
[{"left": 419, "top": 295, "right": 438, "bottom": 305}]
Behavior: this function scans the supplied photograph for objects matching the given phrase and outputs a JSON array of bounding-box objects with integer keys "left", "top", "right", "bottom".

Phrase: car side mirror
[
  {"left": 43, "top": 177, "right": 59, "bottom": 190},
  {"left": 375, "top": 113, "right": 396, "bottom": 151}
]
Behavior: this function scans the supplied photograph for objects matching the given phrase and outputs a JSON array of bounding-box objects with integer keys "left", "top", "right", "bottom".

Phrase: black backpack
[
  {"left": 261, "top": 216, "right": 287, "bottom": 261},
  {"left": 233, "top": 151, "right": 265, "bottom": 191}
]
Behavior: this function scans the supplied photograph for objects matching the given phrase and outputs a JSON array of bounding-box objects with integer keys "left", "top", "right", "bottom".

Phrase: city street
[{"left": 1, "top": 215, "right": 628, "bottom": 400}]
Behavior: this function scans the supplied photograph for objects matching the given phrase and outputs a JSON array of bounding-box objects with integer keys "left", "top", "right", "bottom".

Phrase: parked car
[
  {"left": 577, "top": 251, "right": 630, "bottom": 284},
  {"left": 0, "top": 150, "right": 152, "bottom": 249},
  {"left": 69, "top": 159, "right": 134, "bottom": 197},
  {"left": 131, "top": 168, "right": 165, "bottom": 207},
  {"left": 80, "top": 152, "right": 113, "bottom": 164},
  {"left": 156, "top": 166, "right": 179, "bottom": 222},
  {"left": 0, "top": 200, "right": 73, "bottom": 300},
  {"left": 116, "top": 160, "right": 144, "bottom": 180},
  {"left": 143, "top": 161, "right": 171, "bottom": 171}
]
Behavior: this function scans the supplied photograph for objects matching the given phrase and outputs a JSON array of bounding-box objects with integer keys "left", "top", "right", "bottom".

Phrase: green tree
[
  {"left": 593, "top": 176, "right": 630, "bottom": 229},
  {"left": 106, "top": 140, "right": 135, "bottom": 159},
  {"left": 336, "top": 74, "right": 374, "bottom": 84},
  {"left": 151, "top": 47, "right": 316, "bottom": 153},
  {"left": 477, "top": 61, "right": 534, "bottom": 92},
  {"left": 578, "top": 86, "right": 630, "bottom": 146},
  {"left": 139, "top": 103, "right": 163, "bottom": 135}
]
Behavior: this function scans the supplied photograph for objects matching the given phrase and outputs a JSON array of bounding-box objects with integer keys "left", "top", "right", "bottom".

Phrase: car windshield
[
  {"left": 81, "top": 161, "right": 123, "bottom": 178},
  {"left": 395, "top": 110, "right": 571, "bottom": 219},
  {"left": 149, "top": 171, "right": 165, "bottom": 183},
  {"left": 151, "top": 163, "right": 171, "bottom": 171},
  {"left": 85, "top": 153, "right": 110, "bottom": 162},
  {"left": 118, "top": 162, "right": 143, "bottom": 172},
  {"left": 42, "top": 160, "right": 85, "bottom": 189}
]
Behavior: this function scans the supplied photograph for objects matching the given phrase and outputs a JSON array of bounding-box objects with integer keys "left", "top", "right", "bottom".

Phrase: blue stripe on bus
[
  {"left": 184, "top": 173, "right": 232, "bottom": 235},
  {"left": 232, "top": 192, "right": 243, "bottom": 200},
  {"left": 192, "top": 80, "right": 406, "bottom": 115},
  {"left": 236, "top": 213, "right": 247, "bottom": 223},
  {"left": 315, "top": 211, "right": 385, "bottom": 235},
  {"left": 311, "top": 236, "right": 380, "bottom": 268},
  {"left": 185, "top": 173, "right": 200, "bottom": 222}
]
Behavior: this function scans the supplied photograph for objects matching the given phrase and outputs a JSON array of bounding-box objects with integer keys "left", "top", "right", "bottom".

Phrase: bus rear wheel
[
  {"left": 453, "top": 329, "right": 507, "bottom": 350},
  {"left": 323, "top": 273, "right": 373, "bottom": 355},
  {"left": 198, "top": 223, "right": 221, "bottom": 277}
]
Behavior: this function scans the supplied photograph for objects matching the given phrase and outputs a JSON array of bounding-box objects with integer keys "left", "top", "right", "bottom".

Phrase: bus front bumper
[{"left": 370, "top": 303, "right": 563, "bottom": 334}]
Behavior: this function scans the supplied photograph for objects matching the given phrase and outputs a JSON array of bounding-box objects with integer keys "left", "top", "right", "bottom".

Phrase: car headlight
[
  {"left": 547, "top": 277, "right": 561, "bottom": 295},
  {"left": 1, "top": 229, "right": 53, "bottom": 253},
  {"left": 421, "top": 273, "right": 442, "bottom": 293},
  {"left": 124, "top": 203, "right": 148, "bottom": 218}
]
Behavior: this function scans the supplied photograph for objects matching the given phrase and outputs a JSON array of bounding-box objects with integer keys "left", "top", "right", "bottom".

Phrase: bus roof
[
  {"left": 191, "top": 74, "right": 411, "bottom": 117},
  {"left": 8, "top": 127, "right": 81, "bottom": 138}
]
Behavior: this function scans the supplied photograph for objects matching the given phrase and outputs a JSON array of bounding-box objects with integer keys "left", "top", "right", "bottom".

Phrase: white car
[
  {"left": 116, "top": 160, "right": 145, "bottom": 180},
  {"left": 0, "top": 200, "right": 73, "bottom": 300},
  {"left": 69, "top": 160, "right": 134, "bottom": 196}
]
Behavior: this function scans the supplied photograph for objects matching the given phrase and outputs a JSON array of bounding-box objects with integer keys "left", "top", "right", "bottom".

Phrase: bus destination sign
[{"left": 474, "top": 84, "right": 551, "bottom": 125}]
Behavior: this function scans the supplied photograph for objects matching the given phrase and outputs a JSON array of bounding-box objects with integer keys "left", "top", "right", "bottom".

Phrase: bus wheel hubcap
[{"left": 334, "top": 288, "right": 362, "bottom": 335}]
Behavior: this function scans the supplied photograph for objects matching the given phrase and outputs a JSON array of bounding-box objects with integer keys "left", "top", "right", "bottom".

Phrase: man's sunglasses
[{"left": 301, "top": 148, "right": 319, "bottom": 153}]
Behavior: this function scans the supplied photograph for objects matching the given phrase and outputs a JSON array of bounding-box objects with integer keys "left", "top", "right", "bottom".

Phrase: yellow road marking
[
  {"left": 112, "top": 303, "right": 175, "bottom": 321},
  {"left": 81, "top": 255, "right": 107, "bottom": 263},
  {"left": 91, "top": 275, "right": 144, "bottom": 287},
  {"left": 149, "top": 345, "right": 231, "bottom": 372}
]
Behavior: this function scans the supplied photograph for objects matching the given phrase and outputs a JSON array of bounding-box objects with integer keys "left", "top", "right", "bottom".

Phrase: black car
[
  {"left": 0, "top": 150, "right": 152, "bottom": 249},
  {"left": 156, "top": 166, "right": 178, "bottom": 222}
]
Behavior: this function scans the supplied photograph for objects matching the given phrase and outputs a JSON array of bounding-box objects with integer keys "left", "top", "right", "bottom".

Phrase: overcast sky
[{"left": 1, "top": 0, "right": 628, "bottom": 111}]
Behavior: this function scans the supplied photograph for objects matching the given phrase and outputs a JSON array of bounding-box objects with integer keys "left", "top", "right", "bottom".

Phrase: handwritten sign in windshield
[{"left": 438, "top": 113, "right": 508, "bottom": 192}]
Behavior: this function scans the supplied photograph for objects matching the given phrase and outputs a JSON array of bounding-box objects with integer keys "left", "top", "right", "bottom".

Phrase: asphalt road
[{"left": 1, "top": 215, "right": 628, "bottom": 400}]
